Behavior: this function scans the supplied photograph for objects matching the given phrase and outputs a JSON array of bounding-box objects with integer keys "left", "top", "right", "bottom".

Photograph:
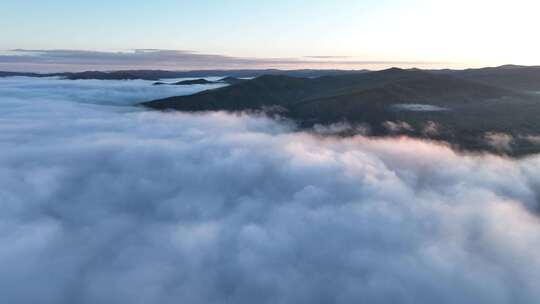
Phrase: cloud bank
[
  {"left": 0, "top": 49, "right": 446, "bottom": 72},
  {"left": 1, "top": 77, "right": 540, "bottom": 304}
]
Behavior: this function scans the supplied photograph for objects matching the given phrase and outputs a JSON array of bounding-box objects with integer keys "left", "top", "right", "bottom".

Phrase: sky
[{"left": 1, "top": 0, "right": 540, "bottom": 71}]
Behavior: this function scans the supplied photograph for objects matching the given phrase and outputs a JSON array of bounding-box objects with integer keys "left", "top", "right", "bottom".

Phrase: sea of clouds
[{"left": 1, "top": 77, "right": 540, "bottom": 304}]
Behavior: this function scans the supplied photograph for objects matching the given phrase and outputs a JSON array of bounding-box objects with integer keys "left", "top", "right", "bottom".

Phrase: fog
[
  {"left": 1, "top": 77, "right": 540, "bottom": 304},
  {"left": 391, "top": 104, "right": 449, "bottom": 112}
]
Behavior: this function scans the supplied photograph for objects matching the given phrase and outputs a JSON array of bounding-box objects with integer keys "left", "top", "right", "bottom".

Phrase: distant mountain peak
[
  {"left": 497, "top": 64, "right": 526, "bottom": 69},
  {"left": 385, "top": 67, "right": 405, "bottom": 72}
]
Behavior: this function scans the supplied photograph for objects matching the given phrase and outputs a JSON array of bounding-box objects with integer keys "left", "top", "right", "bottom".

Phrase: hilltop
[{"left": 142, "top": 67, "right": 540, "bottom": 155}]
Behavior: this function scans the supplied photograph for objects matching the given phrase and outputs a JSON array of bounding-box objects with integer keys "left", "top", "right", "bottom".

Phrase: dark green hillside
[
  {"left": 142, "top": 68, "right": 518, "bottom": 117},
  {"left": 141, "top": 67, "right": 540, "bottom": 155},
  {"left": 289, "top": 74, "right": 517, "bottom": 125},
  {"left": 439, "top": 65, "right": 540, "bottom": 91}
]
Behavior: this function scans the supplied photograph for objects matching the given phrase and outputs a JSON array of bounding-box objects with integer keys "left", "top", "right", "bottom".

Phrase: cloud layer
[
  {"left": 1, "top": 77, "right": 540, "bottom": 303},
  {"left": 0, "top": 49, "right": 445, "bottom": 72}
]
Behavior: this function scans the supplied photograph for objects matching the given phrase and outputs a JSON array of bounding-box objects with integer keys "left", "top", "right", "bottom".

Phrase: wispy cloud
[
  {"left": 304, "top": 55, "right": 353, "bottom": 59},
  {"left": 0, "top": 49, "right": 448, "bottom": 72}
]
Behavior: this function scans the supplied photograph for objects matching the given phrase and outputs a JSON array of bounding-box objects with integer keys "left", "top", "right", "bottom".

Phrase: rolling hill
[{"left": 142, "top": 68, "right": 540, "bottom": 155}]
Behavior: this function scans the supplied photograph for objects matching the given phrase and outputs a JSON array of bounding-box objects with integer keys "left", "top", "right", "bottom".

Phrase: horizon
[
  {"left": 0, "top": 48, "right": 457, "bottom": 73},
  {"left": 0, "top": 59, "right": 536, "bottom": 74}
]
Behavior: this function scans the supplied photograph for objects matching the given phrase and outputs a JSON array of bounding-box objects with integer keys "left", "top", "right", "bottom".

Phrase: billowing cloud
[
  {"left": 2, "top": 77, "right": 540, "bottom": 303},
  {"left": 484, "top": 132, "right": 514, "bottom": 152},
  {"left": 382, "top": 120, "right": 414, "bottom": 133},
  {"left": 422, "top": 120, "right": 440, "bottom": 137},
  {"left": 313, "top": 121, "right": 371, "bottom": 136},
  {"left": 521, "top": 134, "right": 540, "bottom": 145},
  {"left": 0, "top": 49, "right": 446, "bottom": 72}
]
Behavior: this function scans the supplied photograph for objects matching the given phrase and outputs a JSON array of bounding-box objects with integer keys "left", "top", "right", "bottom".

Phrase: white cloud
[
  {"left": 521, "top": 135, "right": 540, "bottom": 145},
  {"left": 313, "top": 122, "right": 370, "bottom": 136},
  {"left": 1, "top": 77, "right": 540, "bottom": 303},
  {"left": 484, "top": 132, "right": 514, "bottom": 153},
  {"left": 382, "top": 120, "right": 414, "bottom": 133},
  {"left": 422, "top": 121, "right": 440, "bottom": 137}
]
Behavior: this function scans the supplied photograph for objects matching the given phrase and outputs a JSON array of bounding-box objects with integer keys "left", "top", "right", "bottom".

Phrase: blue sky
[
  {"left": 2, "top": 0, "right": 385, "bottom": 54},
  {"left": 1, "top": 0, "right": 539, "bottom": 71}
]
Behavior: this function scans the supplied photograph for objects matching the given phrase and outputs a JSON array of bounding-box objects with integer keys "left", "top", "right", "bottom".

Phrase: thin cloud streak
[{"left": 0, "top": 49, "right": 449, "bottom": 72}]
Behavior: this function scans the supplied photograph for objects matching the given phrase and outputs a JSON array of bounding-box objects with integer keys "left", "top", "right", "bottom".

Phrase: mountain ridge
[
  {"left": 3, "top": 65, "right": 540, "bottom": 92},
  {"left": 141, "top": 67, "right": 540, "bottom": 155}
]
